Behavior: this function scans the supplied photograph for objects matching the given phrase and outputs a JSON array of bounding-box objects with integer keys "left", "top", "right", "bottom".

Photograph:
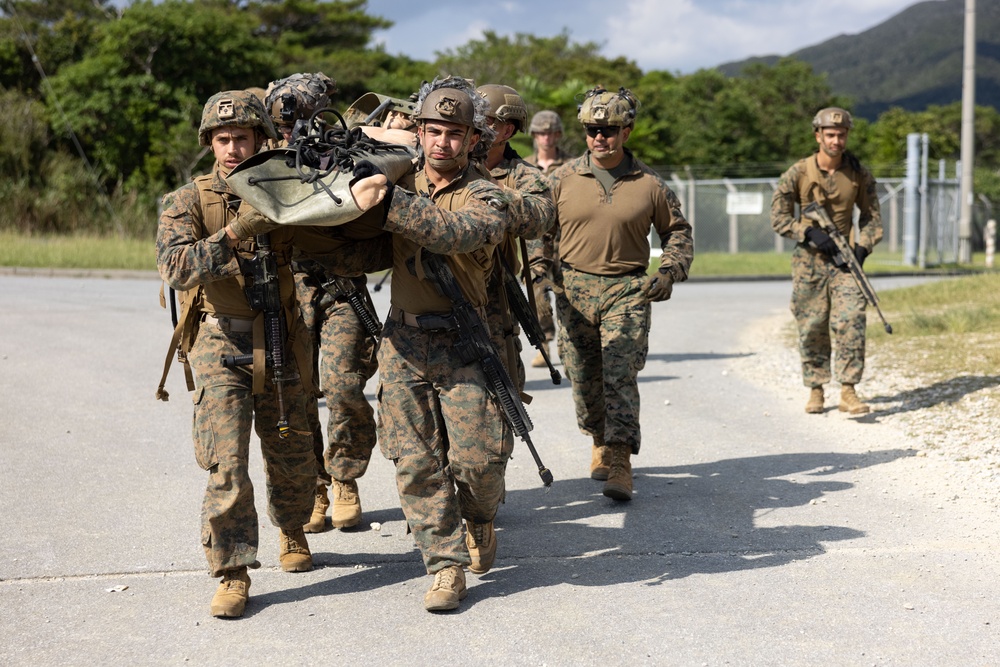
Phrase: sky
[{"left": 365, "top": 0, "right": 928, "bottom": 74}]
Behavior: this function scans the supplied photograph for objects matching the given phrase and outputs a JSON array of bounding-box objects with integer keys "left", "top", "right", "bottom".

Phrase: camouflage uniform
[
  {"left": 550, "top": 148, "right": 693, "bottom": 454},
  {"left": 376, "top": 167, "right": 521, "bottom": 574},
  {"left": 524, "top": 146, "right": 574, "bottom": 342},
  {"left": 293, "top": 217, "right": 386, "bottom": 491},
  {"left": 157, "top": 167, "right": 316, "bottom": 577},
  {"left": 771, "top": 152, "right": 883, "bottom": 387},
  {"left": 482, "top": 147, "right": 556, "bottom": 389}
]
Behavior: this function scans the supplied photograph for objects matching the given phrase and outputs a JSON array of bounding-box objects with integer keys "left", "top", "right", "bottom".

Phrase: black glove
[
  {"left": 353, "top": 160, "right": 394, "bottom": 215},
  {"left": 805, "top": 227, "right": 838, "bottom": 256},
  {"left": 642, "top": 268, "right": 675, "bottom": 302},
  {"left": 353, "top": 160, "right": 383, "bottom": 180},
  {"left": 854, "top": 246, "right": 869, "bottom": 267}
]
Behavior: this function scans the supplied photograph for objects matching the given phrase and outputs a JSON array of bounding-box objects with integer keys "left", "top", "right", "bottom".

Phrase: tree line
[{"left": 2, "top": 0, "right": 998, "bottom": 238}]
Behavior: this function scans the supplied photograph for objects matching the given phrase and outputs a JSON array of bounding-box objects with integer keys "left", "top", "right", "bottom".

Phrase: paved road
[{"left": 1, "top": 274, "right": 997, "bottom": 665}]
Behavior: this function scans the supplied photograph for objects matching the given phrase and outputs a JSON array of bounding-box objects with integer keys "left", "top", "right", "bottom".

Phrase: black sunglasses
[{"left": 585, "top": 125, "right": 620, "bottom": 138}]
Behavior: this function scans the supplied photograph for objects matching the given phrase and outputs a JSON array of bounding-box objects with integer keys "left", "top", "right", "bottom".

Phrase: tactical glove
[
  {"left": 854, "top": 246, "right": 869, "bottom": 267},
  {"left": 353, "top": 160, "right": 393, "bottom": 213},
  {"left": 229, "top": 204, "right": 279, "bottom": 240},
  {"left": 805, "top": 227, "right": 838, "bottom": 256},
  {"left": 642, "top": 268, "right": 675, "bottom": 302}
]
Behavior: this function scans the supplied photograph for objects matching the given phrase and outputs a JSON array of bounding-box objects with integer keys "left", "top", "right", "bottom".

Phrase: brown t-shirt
[{"left": 549, "top": 150, "right": 693, "bottom": 279}]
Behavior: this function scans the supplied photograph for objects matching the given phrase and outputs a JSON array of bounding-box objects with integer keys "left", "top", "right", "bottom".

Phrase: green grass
[
  {"left": 688, "top": 251, "right": 991, "bottom": 277},
  {"left": 0, "top": 231, "right": 992, "bottom": 281},
  {"left": 0, "top": 231, "right": 156, "bottom": 271},
  {"left": 870, "top": 273, "right": 1000, "bottom": 377}
]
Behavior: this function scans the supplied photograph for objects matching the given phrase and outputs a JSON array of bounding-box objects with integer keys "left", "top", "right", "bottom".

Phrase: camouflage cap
[
  {"left": 198, "top": 90, "right": 277, "bottom": 146},
  {"left": 476, "top": 84, "right": 528, "bottom": 132},
  {"left": 577, "top": 86, "right": 639, "bottom": 127},
  {"left": 264, "top": 72, "right": 337, "bottom": 127},
  {"left": 812, "top": 107, "right": 853, "bottom": 130},
  {"left": 529, "top": 110, "right": 563, "bottom": 134}
]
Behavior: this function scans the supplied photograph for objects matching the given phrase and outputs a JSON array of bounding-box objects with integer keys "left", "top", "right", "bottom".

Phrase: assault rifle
[
  {"left": 321, "top": 275, "right": 383, "bottom": 339},
  {"left": 295, "top": 258, "right": 383, "bottom": 339},
  {"left": 221, "top": 232, "right": 295, "bottom": 437},
  {"left": 802, "top": 202, "right": 893, "bottom": 334},
  {"left": 418, "top": 252, "right": 553, "bottom": 486},
  {"left": 496, "top": 252, "right": 561, "bottom": 385}
]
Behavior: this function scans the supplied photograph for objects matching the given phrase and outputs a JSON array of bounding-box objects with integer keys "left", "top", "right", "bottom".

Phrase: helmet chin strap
[{"left": 425, "top": 126, "right": 473, "bottom": 172}]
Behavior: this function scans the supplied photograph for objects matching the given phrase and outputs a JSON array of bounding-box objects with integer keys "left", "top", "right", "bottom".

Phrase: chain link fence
[{"left": 651, "top": 171, "right": 984, "bottom": 266}]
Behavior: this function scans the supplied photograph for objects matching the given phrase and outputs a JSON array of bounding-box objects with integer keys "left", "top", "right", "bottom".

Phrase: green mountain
[{"left": 717, "top": 0, "right": 1000, "bottom": 119}]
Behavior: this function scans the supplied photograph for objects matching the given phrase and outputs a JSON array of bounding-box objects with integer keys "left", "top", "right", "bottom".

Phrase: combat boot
[
  {"left": 465, "top": 520, "right": 497, "bottom": 575},
  {"left": 602, "top": 443, "right": 633, "bottom": 501},
  {"left": 210, "top": 567, "right": 250, "bottom": 618},
  {"left": 331, "top": 479, "right": 362, "bottom": 529},
  {"left": 279, "top": 527, "right": 313, "bottom": 572},
  {"left": 839, "top": 384, "right": 871, "bottom": 415},
  {"left": 805, "top": 386, "right": 825, "bottom": 414},
  {"left": 590, "top": 439, "right": 612, "bottom": 481},
  {"left": 303, "top": 484, "right": 330, "bottom": 533},
  {"left": 423, "top": 565, "right": 467, "bottom": 612},
  {"left": 531, "top": 341, "right": 550, "bottom": 368}
]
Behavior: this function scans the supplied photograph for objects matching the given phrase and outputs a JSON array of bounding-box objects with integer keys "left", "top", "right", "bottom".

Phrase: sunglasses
[{"left": 585, "top": 125, "right": 620, "bottom": 138}]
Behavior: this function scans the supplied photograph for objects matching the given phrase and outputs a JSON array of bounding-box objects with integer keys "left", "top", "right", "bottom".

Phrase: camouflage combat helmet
[
  {"left": 476, "top": 84, "right": 528, "bottom": 132},
  {"left": 415, "top": 84, "right": 477, "bottom": 128},
  {"left": 577, "top": 86, "right": 639, "bottom": 127},
  {"left": 414, "top": 76, "right": 495, "bottom": 162},
  {"left": 529, "top": 110, "right": 563, "bottom": 134},
  {"left": 264, "top": 72, "right": 337, "bottom": 128},
  {"left": 198, "top": 90, "right": 277, "bottom": 147},
  {"left": 812, "top": 107, "right": 853, "bottom": 130}
]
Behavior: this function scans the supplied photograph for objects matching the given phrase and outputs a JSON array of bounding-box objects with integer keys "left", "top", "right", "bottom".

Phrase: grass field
[{"left": 1, "top": 231, "right": 990, "bottom": 277}]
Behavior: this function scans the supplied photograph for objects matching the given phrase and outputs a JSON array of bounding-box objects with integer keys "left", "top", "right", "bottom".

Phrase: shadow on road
[
  {"left": 246, "top": 449, "right": 914, "bottom": 615},
  {"left": 465, "top": 448, "right": 914, "bottom": 608}
]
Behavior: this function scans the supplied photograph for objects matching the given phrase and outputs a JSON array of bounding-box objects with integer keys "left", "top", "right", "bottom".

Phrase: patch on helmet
[
  {"left": 592, "top": 107, "right": 608, "bottom": 121},
  {"left": 830, "top": 111, "right": 844, "bottom": 124},
  {"left": 435, "top": 96, "right": 459, "bottom": 118},
  {"left": 217, "top": 99, "right": 235, "bottom": 120}
]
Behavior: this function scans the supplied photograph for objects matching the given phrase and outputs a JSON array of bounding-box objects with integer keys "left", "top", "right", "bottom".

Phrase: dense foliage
[{"left": 0, "top": 0, "right": 997, "bottom": 240}]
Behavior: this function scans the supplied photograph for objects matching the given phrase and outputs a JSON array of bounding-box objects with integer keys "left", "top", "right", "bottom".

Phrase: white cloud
[
  {"left": 604, "top": 0, "right": 920, "bottom": 72},
  {"left": 367, "top": 0, "right": 920, "bottom": 73}
]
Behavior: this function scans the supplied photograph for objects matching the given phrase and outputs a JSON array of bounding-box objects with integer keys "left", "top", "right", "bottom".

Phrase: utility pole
[{"left": 958, "top": 0, "right": 976, "bottom": 263}]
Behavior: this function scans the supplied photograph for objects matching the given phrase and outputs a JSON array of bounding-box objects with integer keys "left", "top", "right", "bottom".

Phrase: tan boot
[
  {"left": 303, "top": 484, "right": 330, "bottom": 533},
  {"left": 602, "top": 444, "right": 633, "bottom": 501},
  {"left": 210, "top": 567, "right": 250, "bottom": 618},
  {"left": 279, "top": 527, "right": 313, "bottom": 572},
  {"left": 531, "top": 341, "right": 550, "bottom": 368},
  {"left": 423, "top": 565, "right": 468, "bottom": 612},
  {"left": 805, "top": 386, "right": 825, "bottom": 414},
  {"left": 465, "top": 520, "right": 497, "bottom": 575},
  {"left": 331, "top": 479, "right": 362, "bottom": 529},
  {"left": 839, "top": 384, "right": 871, "bottom": 415},
  {"left": 590, "top": 441, "right": 612, "bottom": 481}
]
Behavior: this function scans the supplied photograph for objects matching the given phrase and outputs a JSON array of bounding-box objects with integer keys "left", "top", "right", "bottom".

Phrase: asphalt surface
[{"left": 1, "top": 273, "right": 997, "bottom": 666}]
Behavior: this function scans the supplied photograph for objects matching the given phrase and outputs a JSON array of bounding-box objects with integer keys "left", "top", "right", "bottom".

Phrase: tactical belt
[
  {"left": 388, "top": 306, "right": 487, "bottom": 331},
  {"left": 561, "top": 263, "right": 647, "bottom": 278},
  {"left": 203, "top": 314, "right": 255, "bottom": 333}
]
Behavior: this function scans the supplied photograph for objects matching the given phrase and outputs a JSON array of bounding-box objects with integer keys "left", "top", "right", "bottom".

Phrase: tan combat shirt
[
  {"left": 549, "top": 149, "right": 693, "bottom": 280},
  {"left": 770, "top": 151, "right": 883, "bottom": 252}
]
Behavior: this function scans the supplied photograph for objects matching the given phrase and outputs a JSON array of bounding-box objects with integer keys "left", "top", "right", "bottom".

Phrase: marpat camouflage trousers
[
  {"left": 790, "top": 245, "right": 868, "bottom": 387},
  {"left": 376, "top": 319, "right": 511, "bottom": 574},
  {"left": 295, "top": 272, "right": 378, "bottom": 485},
  {"left": 556, "top": 268, "right": 650, "bottom": 454},
  {"left": 189, "top": 318, "right": 315, "bottom": 577}
]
